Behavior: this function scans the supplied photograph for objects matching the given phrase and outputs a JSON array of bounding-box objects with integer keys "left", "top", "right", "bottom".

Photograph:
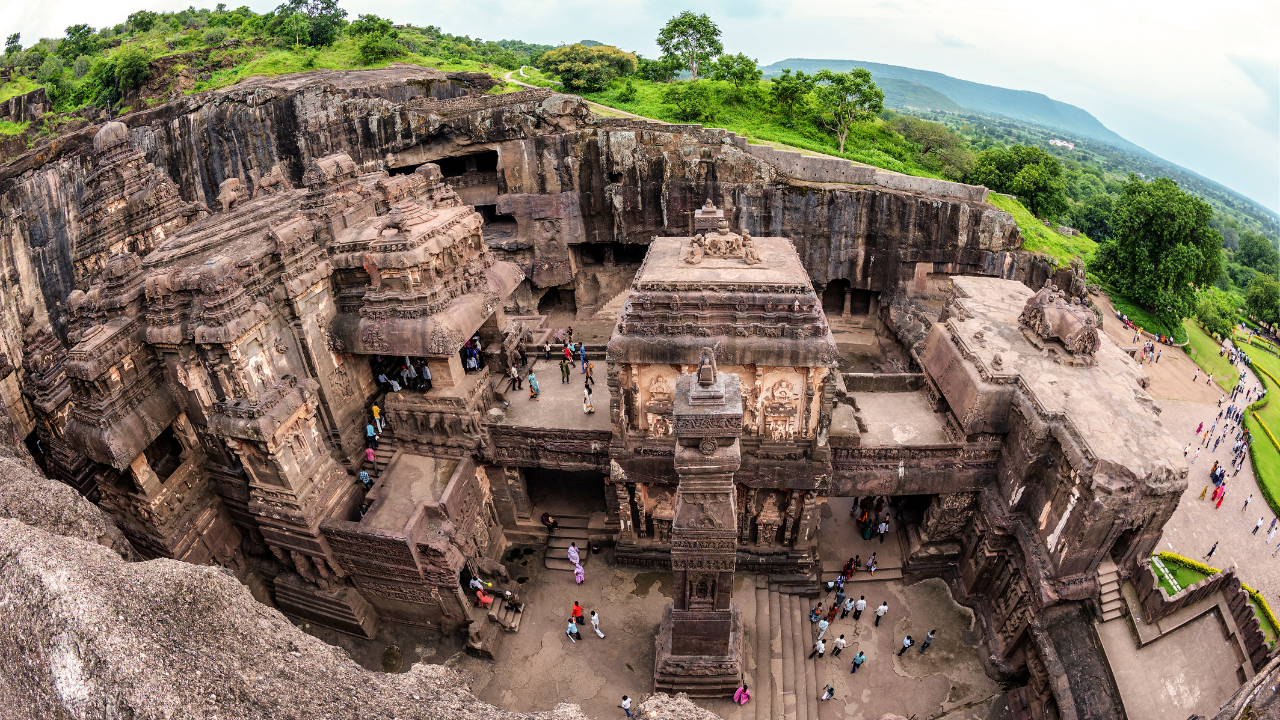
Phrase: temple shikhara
[{"left": 5, "top": 73, "right": 1250, "bottom": 720}]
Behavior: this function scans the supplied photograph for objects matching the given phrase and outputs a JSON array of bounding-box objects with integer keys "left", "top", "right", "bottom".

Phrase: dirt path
[{"left": 1093, "top": 292, "right": 1221, "bottom": 403}]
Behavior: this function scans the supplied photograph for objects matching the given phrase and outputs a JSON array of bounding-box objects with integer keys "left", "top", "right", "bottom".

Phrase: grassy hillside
[
  {"left": 759, "top": 58, "right": 1138, "bottom": 152},
  {"left": 986, "top": 193, "right": 1097, "bottom": 267}
]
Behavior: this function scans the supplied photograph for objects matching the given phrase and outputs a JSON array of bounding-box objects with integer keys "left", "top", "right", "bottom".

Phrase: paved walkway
[{"left": 1093, "top": 294, "right": 1279, "bottom": 606}]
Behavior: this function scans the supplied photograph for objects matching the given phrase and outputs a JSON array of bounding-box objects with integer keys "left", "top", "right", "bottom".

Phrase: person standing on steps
[
  {"left": 832, "top": 634, "right": 847, "bottom": 657},
  {"left": 919, "top": 629, "right": 936, "bottom": 653},
  {"left": 850, "top": 650, "right": 866, "bottom": 674},
  {"left": 898, "top": 635, "right": 914, "bottom": 655},
  {"left": 854, "top": 596, "right": 866, "bottom": 621},
  {"left": 875, "top": 601, "right": 889, "bottom": 627},
  {"left": 366, "top": 422, "right": 379, "bottom": 449},
  {"left": 364, "top": 446, "right": 378, "bottom": 477},
  {"left": 372, "top": 404, "right": 383, "bottom": 433},
  {"left": 1205, "top": 541, "right": 1219, "bottom": 560},
  {"left": 568, "top": 541, "right": 580, "bottom": 566},
  {"left": 808, "top": 638, "right": 825, "bottom": 659}
]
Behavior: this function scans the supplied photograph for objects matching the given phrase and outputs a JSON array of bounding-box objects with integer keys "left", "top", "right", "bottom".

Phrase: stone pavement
[
  {"left": 1097, "top": 609, "right": 1242, "bottom": 720},
  {"left": 1096, "top": 293, "right": 1277, "bottom": 605}
]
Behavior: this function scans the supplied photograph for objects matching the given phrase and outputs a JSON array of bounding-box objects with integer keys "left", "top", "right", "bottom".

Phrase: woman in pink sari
[
  {"left": 733, "top": 684, "right": 751, "bottom": 705},
  {"left": 574, "top": 563, "right": 585, "bottom": 584}
]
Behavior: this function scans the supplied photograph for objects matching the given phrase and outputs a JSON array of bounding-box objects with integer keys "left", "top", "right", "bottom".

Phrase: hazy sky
[{"left": 4, "top": 0, "right": 1277, "bottom": 213}]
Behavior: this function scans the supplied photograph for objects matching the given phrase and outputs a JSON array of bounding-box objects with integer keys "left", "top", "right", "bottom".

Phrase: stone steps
[
  {"left": 1097, "top": 557, "right": 1124, "bottom": 622},
  {"left": 754, "top": 579, "right": 772, "bottom": 720},
  {"left": 487, "top": 596, "right": 524, "bottom": 633},
  {"left": 593, "top": 288, "right": 631, "bottom": 320},
  {"left": 775, "top": 584, "right": 797, "bottom": 720},
  {"left": 543, "top": 515, "right": 590, "bottom": 570},
  {"left": 788, "top": 592, "right": 818, "bottom": 720}
]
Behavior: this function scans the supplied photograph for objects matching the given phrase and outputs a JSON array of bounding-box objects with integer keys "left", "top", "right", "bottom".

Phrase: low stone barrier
[{"left": 842, "top": 373, "right": 923, "bottom": 393}]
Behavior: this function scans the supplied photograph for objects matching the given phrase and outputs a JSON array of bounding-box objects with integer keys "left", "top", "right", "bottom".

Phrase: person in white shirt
[
  {"left": 874, "top": 601, "right": 888, "bottom": 627},
  {"left": 817, "top": 617, "right": 829, "bottom": 640},
  {"left": 620, "top": 695, "right": 632, "bottom": 718},
  {"left": 807, "top": 638, "right": 825, "bottom": 659},
  {"left": 590, "top": 610, "right": 605, "bottom": 638},
  {"left": 841, "top": 596, "right": 856, "bottom": 619},
  {"left": 898, "top": 635, "right": 914, "bottom": 655},
  {"left": 831, "top": 634, "right": 847, "bottom": 657},
  {"left": 854, "top": 596, "right": 867, "bottom": 621}
]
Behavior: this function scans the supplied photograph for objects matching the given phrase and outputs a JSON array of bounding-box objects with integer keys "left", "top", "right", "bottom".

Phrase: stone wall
[{"left": 841, "top": 372, "right": 922, "bottom": 392}]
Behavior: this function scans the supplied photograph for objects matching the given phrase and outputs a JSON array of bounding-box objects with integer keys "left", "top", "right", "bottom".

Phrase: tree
[
  {"left": 770, "top": 68, "right": 813, "bottom": 126},
  {"left": 279, "top": 12, "right": 311, "bottom": 49},
  {"left": 1247, "top": 274, "right": 1279, "bottom": 327},
  {"left": 538, "top": 43, "right": 636, "bottom": 92},
  {"left": 635, "top": 54, "right": 681, "bottom": 83},
  {"left": 662, "top": 81, "right": 717, "bottom": 121},
  {"left": 709, "top": 53, "right": 761, "bottom": 91},
  {"left": 347, "top": 13, "right": 392, "bottom": 38},
  {"left": 656, "top": 12, "right": 722, "bottom": 81},
  {"left": 892, "top": 115, "right": 974, "bottom": 180},
  {"left": 112, "top": 47, "right": 151, "bottom": 95},
  {"left": 58, "top": 25, "right": 96, "bottom": 60},
  {"left": 1236, "top": 231, "right": 1279, "bottom": 276},
  {"left": 967, "top": 145, "right": 1068, "bottom": 219},
  {"left": 1196, "top": 287, "right": 1241, "bottom": 338},
  {"left": 1068, "top": 193, "right": 1115, "bottom": 240},
  {"left": 1094, "top": 175, "right": 1224, "bottom": 322},
  {"left": 4, "top": 33, "right": 20, "bottom": 54},
  {"left": 811, "top": 68, "right": 883, "bottom": 155},
  {"left": 127, "top": 11, "right": 158, "bottom": 33},
  {"left": 274, "top": 0, "right": 346, "bottom": 47}
]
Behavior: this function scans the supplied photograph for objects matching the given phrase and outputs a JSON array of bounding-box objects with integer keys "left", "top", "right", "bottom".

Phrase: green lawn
[
  {"left": 1152, "top": 556, "right": 1210, "bottom": 595},
  {"left": 1235, "top": 343, "right": 1280, "bottom": 519},
  {"left": 1106, "top": 292, "right": 1189, "bottom": 344},
  {"left": 987, "top": 193, "right": 1097, "bottom": 268},
  {"left": 1183, "top": 319, "right": 1240, "bottom": 392},
  {"left": 0, "top": 76, "right": 40, "bottom": 104},
  {"left": 1248, "top": 595, "right": 1279, "bottom": 646}
]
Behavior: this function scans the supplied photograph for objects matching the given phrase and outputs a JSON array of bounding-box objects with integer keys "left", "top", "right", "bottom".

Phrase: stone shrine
[{"left": 653, "top": 348, "right": 745, "bottom": 696}]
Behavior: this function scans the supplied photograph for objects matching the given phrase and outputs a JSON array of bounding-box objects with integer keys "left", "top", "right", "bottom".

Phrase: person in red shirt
[{"left": 571, "top": 601, "right": 584, "bottom": 626}]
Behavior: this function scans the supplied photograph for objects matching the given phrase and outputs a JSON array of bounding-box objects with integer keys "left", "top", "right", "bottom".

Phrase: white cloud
[{"left": 1, "top": 0, "right": 1276, "bottom": 212}]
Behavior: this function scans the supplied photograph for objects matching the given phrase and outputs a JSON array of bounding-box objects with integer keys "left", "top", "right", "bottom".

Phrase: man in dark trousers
[
  {"left": 919, "top": 629, "right": 936, "bottom": 653},
  {"left": 898, "top": 635, "right": 913, "bottom": 656}
]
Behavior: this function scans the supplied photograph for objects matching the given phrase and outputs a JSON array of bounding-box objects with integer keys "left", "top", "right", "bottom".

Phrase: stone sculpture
[{"left": 1018, "top": 281, "right": 1100, "bottom": 363}]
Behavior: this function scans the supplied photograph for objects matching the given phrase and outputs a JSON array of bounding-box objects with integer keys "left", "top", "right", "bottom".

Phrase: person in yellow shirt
[{"left": 371, "top": 404, "right": 383, "bottom": 433}]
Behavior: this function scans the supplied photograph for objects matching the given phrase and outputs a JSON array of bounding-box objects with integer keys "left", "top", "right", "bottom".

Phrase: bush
[
  {"left": 128, "top": 11, "right": 159, "bottom": 33},
  {"left": 72, "top": 55, "right": 91, "bottom": 79},
  {"left": 662, "top": 81, "right": 717, "bottom": 122},
  {"left": 36, "top": 56, "right": 65, "bottom": 84},
  {"left": 356, "top": 32, "right": 402, "bottom": 65},
  {"left": 539, "top": 43, "right": 636, "bottom": 92},
  {"left": 617, "top": 79, "right": 637, "bottom": 103},
  {"left": 203, "top": 28, "right": 228, "bottom": 45},
  {"left": 1196, "top": 287, "right": 1242, "bottom": 338}
]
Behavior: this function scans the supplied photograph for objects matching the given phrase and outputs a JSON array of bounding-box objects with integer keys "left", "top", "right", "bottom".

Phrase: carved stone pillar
[
  {"left": 615, "top": 482, "right": 636, "bottom": 544},
  {"left": 739, "top": 486, "right": 757, "bottom": 544},
  {"left": 843, "top": 288, "right": 853, "bottom": 318},
  {"left": 654, "top": 351, "right": 744, "bottom": 696},
  {"left": 794, "top": 491, "right": 819, "bottom": 550}
]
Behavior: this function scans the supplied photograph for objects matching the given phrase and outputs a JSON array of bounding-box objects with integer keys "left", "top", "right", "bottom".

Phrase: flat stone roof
[
  {"left": 635, "top": 236, "right": 812, "bottom": 290},
  {"left": 948, "top": 276, "right": 1182, "bottom": 477},
  {"left": 490, "top": 360, "right": 612, "bottom": 434},
  {"left": 855, "top": 391, "right": 949, "bottom": 446},
  {"left": 364, "top": 454, "right": 457, "bottom": 532}
]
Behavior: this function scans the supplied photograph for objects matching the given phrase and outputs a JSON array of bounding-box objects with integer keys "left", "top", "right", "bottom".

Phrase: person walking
[
  {"left": 507, "top": 365, "right": 521, "bottom": 392},
  {"left": 560, "top": 357, "right": 571, "bottom": 384},
  {"left": 898, "top": 635, "right": 914, "bottom": 656},
  {"left": 364, "top": 446, "right": 378, "bottom": 477},
  {"left": 854, "top": 596, "right": 866, "bottom": 621},
  {"left": 1184, "top": 444, "right": 1191, "bottom": 457},
  {"left": 620, "top": 696, "right": 631, "bottom": 718},
  {"left": 1205, "top": 541, "right": 1219, "bottom": 559},
  {"left": 850, "top": 650, "right": 866, "bottom": 674},
  {"left": 372, "top": 404, "right": 384, "bottom": 433},
  {"left": 834, "top": 585, "right": 846, "bottom": 609},
  {"left": 820, "top": 684, "right": 835, "bottom": 702},
  {"left": 1192, "top": 448, "right": 1200, "bottom": 464},
  {"left": 1244, "top": 495, "right": 1253, "bottom": 512},
  {"left": 1268, "top": 527, "right": 1277, "bottom": 545},
  {"left": 579, "top": 343, "right": 588, "bottom": 372},
  {"left": 919, "top": 629, "right": 937, "bottom": 653},
  {"left": 877, "top": 519, "right": 889, "bottom": 543},
  {"left": 1217, "top": 488, "right": 1227, "bottom": 509},
  {"left": 590, "top": 610, "right": 605, "bottom": 638},
  {"left": 1194, "top": 368, "right": 1199, "bottom": 381},
  {"left": 566, "top": 618, "right": 580, "bottom": 642},
  {"left": 817, "top": 617, "right": 830, "bottom": 641},
  {"left": 1255, "top": 517, "right": 1265, "bottom": 535},
  {"left": 832, "top": 634, "right": 847, "bottom": 657},
  {"left": 584, "top": 384, "right": 595, "bottom": 413},
  {"left": 544, "top": 341, "right": 551, "bottom": 361},
  {"left": 875, "top": 601, "right": 888, "bottom": 627},
  {"left": 528, "top": 372, "right": 540, "bottom": 399},
  {"left": 840, "top": 595, "right": 856, "bottom": 619},
  {"left": 571, "top": 601, "right": 584, "bottom": 627},
  {"left": 808, "top": 638, "right": 825, "bottom": 659},
  {"left": 568, "top": 542, "right": 580, "bottom": 566},
  {"left": 366, "top": 422, "right": 379, "bottom": 449}
]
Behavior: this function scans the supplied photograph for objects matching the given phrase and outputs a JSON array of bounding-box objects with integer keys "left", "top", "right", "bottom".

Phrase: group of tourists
[
  {"left": 850, "top": 495, "right": 893, "bottom": 544},
  {"left": 373, "top": 355, "right": 433, "bottom": 393},
  {"left": 1114, "top": 312, "right": 1175, "bottom": 346}
]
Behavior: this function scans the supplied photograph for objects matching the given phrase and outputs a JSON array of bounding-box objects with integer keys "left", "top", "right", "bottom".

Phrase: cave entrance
[
  {"left": 143, "top": 426, "right": 185, "bottom": 483},
  {"left": 475, "top": 204, "right": 518, "bottom": 245},
  {"left": 23, "top": 430, "right": 48, "bottom": 476},
  {"left": 524, "top": 467, "right": 607, "bottom": 518},
  {"left": 850, "top": 289, "right": 876, "bottom": 316},
  {"left": 538, "top": 288, "right": 576, "bottom": 316},
  {"left": 575, "top": 242, "right": 650, "bottom": 266},
  {"left": 822, "top": 279, "right": 850, "bottom": 315},
  {"left": 434, "top": 150, "right": 499, "bottom": 178}
]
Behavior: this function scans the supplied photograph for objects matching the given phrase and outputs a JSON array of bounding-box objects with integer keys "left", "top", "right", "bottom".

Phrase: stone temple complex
[{"left": 0, "top": 66, "right": 1267, "bottom": 720}]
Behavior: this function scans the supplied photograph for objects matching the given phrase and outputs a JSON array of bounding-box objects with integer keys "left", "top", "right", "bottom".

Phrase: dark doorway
[
  {"left": 523, "top": 467, "right": 607, "bottom": 516},
  {"left": 850, "top": 289, "right": 875, "bottom": 316},
  {"left": 143, "top": 426, "right": 185, "bottom": 483},
  {"left": 538, "top": 288, "right": 576, "bottom": 315},
  {"left": 24, "top": 430, "right": 48, "bottom": 476},
  {"left": 822, "top": 279, "right": 850, "bottom": 315}
]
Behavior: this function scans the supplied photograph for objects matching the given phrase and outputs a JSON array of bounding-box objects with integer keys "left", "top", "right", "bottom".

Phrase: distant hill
[
  {"left": 759, "top": 58, "right": 1145, "bottom": 155},
  {"left": 877, "top": 78, "right": 964, "bottom": 113}
]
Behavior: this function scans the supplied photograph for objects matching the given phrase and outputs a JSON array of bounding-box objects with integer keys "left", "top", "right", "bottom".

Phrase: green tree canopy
[
  {"left": 1094, "top": 175, "right": 1224, "bottom": 322},
  {"left": 635, "top": 54, "right": 681, "bottom": 83},
  {"left": 769, "top": 68, "right": 813, "bottom": 126},
  {"left": 5, "top": 33, "right": 21, "bottom": 54},
  {"left": 272, "top": 0, "right": 346, "bottom": 47},
  {"left": 966, "top": 145, "right": 1068, "bottom": 219},
  {"left": 1068, "top": 193, "right": 1115, "bottom": 240},
  {"left": 58, "top": 24, "right": 97, "bottom": 60},
  {"left": 127, "top": 11, "right": 158, "bottom": 33},
  {"left": 656, "top": 11, "right": 722, "bottom": 81},
  {"left": 539, "top": 43, "right": 636, "bottom": 92},
  {"left": 278, "top": 12, "right": 311, "bottom": 48},
  {"left": 709, "top": 52, "right": 761, "bottom": 90},
  {"left": 1196, "top": 287, "right": 1241, "bottom": 338},
  {"left": 1236, "top": 231, "right": 1279, "bottom": 276},
  {"left": 891, "top": 114, "right": 975, "bottom": 181},
  {"left": 811, "top": 68, "right": 883, "bottom": 155},
  {"left": 1247, "top": 273, "right": 1279, "bottom": 326}
]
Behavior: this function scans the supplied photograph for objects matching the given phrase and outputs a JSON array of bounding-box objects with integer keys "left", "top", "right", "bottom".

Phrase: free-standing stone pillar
[{"left": 654, "top": 349, "right": 744, "bottom": 696}]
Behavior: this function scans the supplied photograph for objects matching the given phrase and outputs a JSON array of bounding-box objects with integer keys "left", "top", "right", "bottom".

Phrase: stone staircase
[
  {"left": 1098, "top": 557, "right": 1124, "bottom": 622},
  {"left": 755, "top": 582, "right": 820, "bottom": 720},
  {"left": 592, "top": 288, "right": 631, "bottom": 320},
  {"left": 359, "top": 444, "right": 396, "bottom": 479},
  {"left": 820, "top": 559, "right": 904, "bottom": 583},
  {"left": 544, "top": 514, "right": 591, "bottom": 570},
  {"left": 487, "top": 593, "right": 525, "bottom": 633}
]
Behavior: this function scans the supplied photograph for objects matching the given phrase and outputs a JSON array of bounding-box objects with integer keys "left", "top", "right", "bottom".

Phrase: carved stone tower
[{"left": 654, "top": 348, "right": 744, "bottom": 696}]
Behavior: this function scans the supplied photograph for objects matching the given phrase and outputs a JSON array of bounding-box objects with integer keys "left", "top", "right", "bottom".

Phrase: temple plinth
[{"left": 653, "top": 349, "right": 745, "bottom": 696}]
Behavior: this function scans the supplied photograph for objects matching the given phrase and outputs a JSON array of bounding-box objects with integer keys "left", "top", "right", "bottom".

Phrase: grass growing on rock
[{"left": 987, "top": 193, "right": 1097, "bottom": 267}]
